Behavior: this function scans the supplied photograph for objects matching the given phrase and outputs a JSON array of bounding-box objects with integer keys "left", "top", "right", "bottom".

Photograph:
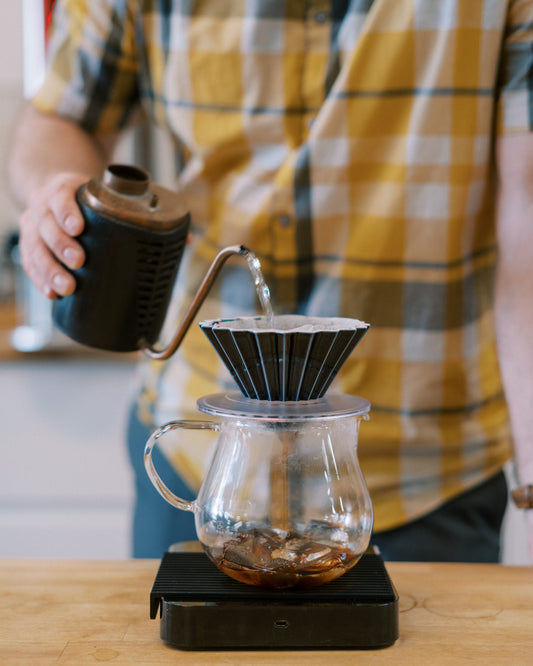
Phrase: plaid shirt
[{"left": 34, "top": 0, "right": 533, "bottom": 531}]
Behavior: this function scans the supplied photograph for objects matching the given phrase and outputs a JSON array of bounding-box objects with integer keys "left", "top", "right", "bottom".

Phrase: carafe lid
[
  {"left": 79, "top": 163, "right": 189, "bottom": 230},
  {"left": 197, "top": 391, "right": 370, "bottom": 421}
]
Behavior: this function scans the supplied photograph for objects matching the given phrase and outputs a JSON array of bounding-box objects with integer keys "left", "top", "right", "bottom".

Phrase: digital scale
[{"left": 150, "top": 547, "right": 399, "bottom": 650}]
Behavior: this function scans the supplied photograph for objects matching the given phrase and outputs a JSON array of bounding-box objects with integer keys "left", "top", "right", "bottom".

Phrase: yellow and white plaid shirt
[{"left": 34, "top": 0, "right": 533, "bottom": 531}]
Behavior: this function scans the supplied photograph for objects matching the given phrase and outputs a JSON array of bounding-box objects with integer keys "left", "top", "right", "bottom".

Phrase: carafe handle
[{"left": 144, "top": 420, "right": 220, "bottom": 511}]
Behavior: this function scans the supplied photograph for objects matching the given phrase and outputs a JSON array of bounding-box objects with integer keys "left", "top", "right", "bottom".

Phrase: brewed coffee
[{"left": 204, "top": 524, "right": 363, "bottom": 589}]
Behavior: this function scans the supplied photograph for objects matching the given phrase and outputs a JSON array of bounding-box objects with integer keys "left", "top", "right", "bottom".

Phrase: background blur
[
  {"left": 0, "top": 3, "right": 136, "bottom": 559},
  {"left": 0, "top": 3, "right": 530, "bottom": 563}
]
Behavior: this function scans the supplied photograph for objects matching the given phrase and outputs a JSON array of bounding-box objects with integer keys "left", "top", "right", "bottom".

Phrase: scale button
[{"left": 274, "top": 619, "right": 290, "bottom": 629}]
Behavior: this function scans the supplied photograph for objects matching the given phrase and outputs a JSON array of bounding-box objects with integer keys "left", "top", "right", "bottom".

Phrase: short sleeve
[
  {"left": 31, "top": 0, "right": 140, "bottom": 134},
  {"left": 497, "top": 0, "right": 533, "bottom": 134}
]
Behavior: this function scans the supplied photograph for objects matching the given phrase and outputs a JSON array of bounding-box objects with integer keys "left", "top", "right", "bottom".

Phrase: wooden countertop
[
  {"left": 0, "top": 300, "right": 18, "bottom": 357},
  {"left": 0, "top": 558, "right": 532, "bottom": 664}
]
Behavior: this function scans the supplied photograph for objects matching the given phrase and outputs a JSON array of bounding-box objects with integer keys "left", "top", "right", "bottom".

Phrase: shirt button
[
  {"left": 278, "top": 213, "right": 292, "bottom": 227},
  {"left": 313, "top": 10, "right": 329, "bottom": 24}
]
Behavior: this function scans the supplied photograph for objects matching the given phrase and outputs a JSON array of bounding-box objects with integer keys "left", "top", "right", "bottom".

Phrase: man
[{"left": 8, "top": 0, "right": 533, "bottom": 562}]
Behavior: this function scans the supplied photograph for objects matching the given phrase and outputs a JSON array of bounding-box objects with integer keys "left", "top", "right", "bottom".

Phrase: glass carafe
[{"left": 144, "top": 392, "right": 373, "bottom": 589}]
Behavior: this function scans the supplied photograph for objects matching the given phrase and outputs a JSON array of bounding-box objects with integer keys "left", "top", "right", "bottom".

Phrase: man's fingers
[
  {"left": 38, "top": 207, "right": 84, "bottom": 270},
  {"left": 17, "top": 171, "right": 90, "bottom": 298},
  {"left": 19, "top": 208, "right": 77, "bottom": 298},
  {"left": 47, "top": 173, "right": 87, "bottom": 237}
]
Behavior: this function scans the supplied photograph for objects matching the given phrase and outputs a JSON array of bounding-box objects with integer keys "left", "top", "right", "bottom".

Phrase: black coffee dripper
[{"left": 200, "top": 315, "right": 370, "bottom": 401}]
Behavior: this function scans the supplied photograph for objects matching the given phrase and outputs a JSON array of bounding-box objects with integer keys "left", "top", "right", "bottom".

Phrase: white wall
[
  {"left": 0, "top": 4, "right": 23, "bottom": 88},
  {"left": 0, "top": 358, "right": 136, "bottom": 558},
  {"left": 0, "top": 4, "right": 24, "bottom": 237},
  {"left": 0, "top": 6, "right": 137, "bottom": 559}
]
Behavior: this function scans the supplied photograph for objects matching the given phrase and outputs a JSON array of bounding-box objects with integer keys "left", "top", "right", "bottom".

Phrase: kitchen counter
[
  {"left": 0, "top": 300, "right": 17, "bottom": 356},
  {"left": 0, "top": 558, "right": 531, "bottom": 664},
  {"left": 0, "top": 300, "right": 139, "bottom": 360}
]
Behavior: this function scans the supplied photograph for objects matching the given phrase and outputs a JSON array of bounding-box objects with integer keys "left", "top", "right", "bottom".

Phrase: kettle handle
[{"left": 144, "top": 420, "right": 220, "bottom": 511}]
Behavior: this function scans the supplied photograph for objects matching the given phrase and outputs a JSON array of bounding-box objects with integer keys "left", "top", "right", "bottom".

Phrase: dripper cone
[{"left": 200, "top": 315, "right": 369, "bottom": 401}]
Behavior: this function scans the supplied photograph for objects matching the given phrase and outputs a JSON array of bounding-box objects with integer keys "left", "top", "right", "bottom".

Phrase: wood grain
[{"left": 0, "top": 559, "right": 532, "bottom": 664}]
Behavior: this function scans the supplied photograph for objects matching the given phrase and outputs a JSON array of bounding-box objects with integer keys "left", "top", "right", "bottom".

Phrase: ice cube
[
  {"left": 270, "top": 548, "right": 299, "bottom": 562},
  {"left": 222, "top": 538, "right": 268, "bottom": 571},
  {"left": 300, "top": 546, "right": 332, "bottom": 564},
  {"left": 267, "top": 557, "right": 297, "bottom": 572},
  {"left": 253, "top": 528, "right": 288, "bottom": 549},
  {"left": 304, "top": 519, "right": 350, "bottom": 545}
]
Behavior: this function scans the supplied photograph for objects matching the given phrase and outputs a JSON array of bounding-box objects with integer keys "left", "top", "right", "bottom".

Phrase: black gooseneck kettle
[{"left": 52, "top": 164, "right": 250, "bottom": 357}]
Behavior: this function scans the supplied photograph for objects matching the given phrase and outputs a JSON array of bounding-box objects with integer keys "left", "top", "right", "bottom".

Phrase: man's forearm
[
  {"left": 494, "top": 248, "right": 533, "bottom": 488},
  {"left": 495, "top": 135, "right": 533, "bottom": 488},
  {"left": 7, "top": 103, "right": 114, "bottom": 208}
]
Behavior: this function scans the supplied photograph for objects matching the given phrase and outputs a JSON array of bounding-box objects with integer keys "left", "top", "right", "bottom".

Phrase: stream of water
[{"left": 243, "top": 250, "right": 273, "bottom": 319}]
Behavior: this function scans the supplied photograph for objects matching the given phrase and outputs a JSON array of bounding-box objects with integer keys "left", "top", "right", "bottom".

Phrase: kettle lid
[{"left": 79, "top": 163, "right": 189, "bottom": 230}]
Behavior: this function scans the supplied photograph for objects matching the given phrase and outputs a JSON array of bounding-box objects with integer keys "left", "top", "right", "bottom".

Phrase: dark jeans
[
  {"left": 372, "top": 471, "right": 508, "bottom": 562},
  {"left": 127, "top": 406, "right": 197, "bottom": 558},
  {"left": 127, "top": 406, "right": 507, "bottom": 561}
]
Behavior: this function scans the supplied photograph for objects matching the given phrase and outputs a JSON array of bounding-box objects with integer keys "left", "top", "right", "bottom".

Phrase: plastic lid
[{"left": 197, "top": 391, "right": 370, "bottom": 421}]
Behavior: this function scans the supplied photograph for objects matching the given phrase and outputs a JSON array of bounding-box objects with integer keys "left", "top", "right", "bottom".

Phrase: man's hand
[
  {"left": 7, "top": 104, "right": 117, "bottom": 299},
  {"left": 18, "top": 172, "right": 89, "bottom": 299}
]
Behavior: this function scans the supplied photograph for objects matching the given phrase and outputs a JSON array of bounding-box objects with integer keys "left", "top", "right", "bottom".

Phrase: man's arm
[
  {"left": 7, "top": 103, "right": 116, "bottom": 298},
  {"left": 495, "top": 132, "right": 533, "bottom": 562}
]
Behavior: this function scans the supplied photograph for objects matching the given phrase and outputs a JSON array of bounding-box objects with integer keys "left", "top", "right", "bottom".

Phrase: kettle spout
[{"left": 142, "top": 244, "right": 259, "bottom": 360}]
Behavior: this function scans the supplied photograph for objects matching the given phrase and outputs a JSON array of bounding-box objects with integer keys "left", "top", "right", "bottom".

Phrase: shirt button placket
[
  {"left": 277, "top": 213, "right": 292, "bottom": 228},
  {"left": 313, "top": 9, "right": 329, "bottom": 25}
]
